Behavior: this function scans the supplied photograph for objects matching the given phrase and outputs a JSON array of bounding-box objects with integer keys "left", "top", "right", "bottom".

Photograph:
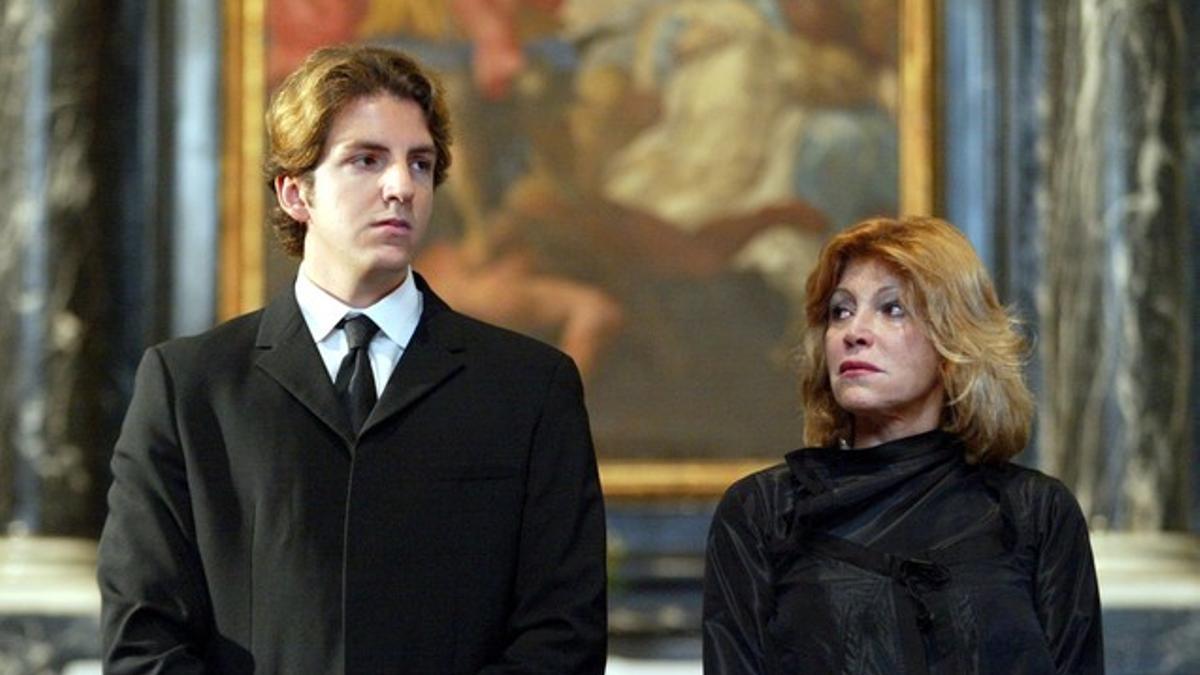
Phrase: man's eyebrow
[
  {"left": 333, "top": 140, "right": 390, "bottom": 154},
  {"left": 333, "top": 140, "right": 437, "bottom": 156}
]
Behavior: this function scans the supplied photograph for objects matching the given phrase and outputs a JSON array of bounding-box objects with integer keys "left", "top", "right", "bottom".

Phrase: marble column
[
  {"left": 1, "top": 1, "right": 214, "bottom": 667},
  {"left": 0, "top": 0, "right": 109, "bottom": 539},
  {"left": 0, "top": 1, "right": 110, "bottom": 658},
  {"left": 1037, "top": 0, "right": 1191, "bottom": 531},
  {"left": 1184, "top": 0, "right": 1200, "bottom": 533}
]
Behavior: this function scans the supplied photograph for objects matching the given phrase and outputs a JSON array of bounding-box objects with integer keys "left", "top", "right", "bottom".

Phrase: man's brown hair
[{"left": 265, "top": 45, "right": 453, "bottom": 257}]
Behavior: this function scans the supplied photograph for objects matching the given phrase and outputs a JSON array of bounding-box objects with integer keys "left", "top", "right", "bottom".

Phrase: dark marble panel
[
  {"left": 608, "top": 503, "right": 712, "bottom": 640},
  {"left": 0, "top": 607, "right": 1195, "bottom": 674},
  {"left": 1104, "top": 608, "right": 1200, "bottom": 674},
  {"left": 1036, "top": 0, "right": 1191, "bottom": 530},
  {"left": 1181, "top": 0, "right": 1200, "bottom": 534},
  {"left": 943, "top": 0, "right": 1001, "bottom": 270},
  {"left": 0, "top": 0, "right": 177, "bottom": 540},
  {"left": 0, "top": 615, "right": 99, "bottom": 674},
  {"left": 0, "top": 0, "right": 111, "bottom": 538}
]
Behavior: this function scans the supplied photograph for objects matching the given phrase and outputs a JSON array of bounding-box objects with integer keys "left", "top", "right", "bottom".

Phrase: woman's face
[{"left": 824, "top": 257, "right": 945, "bottom": 446}]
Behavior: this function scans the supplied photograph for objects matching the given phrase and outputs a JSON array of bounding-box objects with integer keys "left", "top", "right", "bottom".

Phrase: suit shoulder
[
  {"left": 442, "top": 309, "right": 572, "bottom": 369},
  {"left": 150, "top": 308, "right": 264, "bottom": 366}
]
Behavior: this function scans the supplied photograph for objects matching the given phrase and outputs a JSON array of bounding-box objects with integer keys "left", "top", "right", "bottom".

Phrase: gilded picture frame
[{"left": 220, "top": 0, "right": 941, "bottom": 499}]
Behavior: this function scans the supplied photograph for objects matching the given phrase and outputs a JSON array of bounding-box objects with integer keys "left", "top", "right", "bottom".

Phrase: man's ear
[{"left": 275, "top": 174, "right": 311, "bottom": 222}]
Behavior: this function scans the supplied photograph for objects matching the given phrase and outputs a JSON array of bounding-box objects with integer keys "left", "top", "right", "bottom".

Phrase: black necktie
[{"left": 334, "top": 314, "right": 380, "bottom": 433}]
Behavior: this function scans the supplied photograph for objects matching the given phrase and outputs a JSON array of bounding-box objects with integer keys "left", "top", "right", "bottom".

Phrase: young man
[{"left": 98, "top": 46, "right": 607, "bottom": 673}]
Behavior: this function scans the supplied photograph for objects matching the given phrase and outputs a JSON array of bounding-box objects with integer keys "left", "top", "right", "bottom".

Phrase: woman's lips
[{"left": 839, "top": 360, "right": 881, "bottom": 375}]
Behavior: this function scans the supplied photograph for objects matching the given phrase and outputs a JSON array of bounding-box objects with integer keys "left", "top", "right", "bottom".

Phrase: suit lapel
[
  {"left": 252, "top": 275, "right": 467, "bottom": 444},
  {"left": 254, "top": 292, "right": 356, "bottom": 446},
  {"left": 362, "top": 275, "right": 465, "bottom": 436}
]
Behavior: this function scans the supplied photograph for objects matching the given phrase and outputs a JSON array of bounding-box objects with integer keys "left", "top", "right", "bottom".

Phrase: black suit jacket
[{"left": 97, "top": 275, "right": 607, "bottom": 674}]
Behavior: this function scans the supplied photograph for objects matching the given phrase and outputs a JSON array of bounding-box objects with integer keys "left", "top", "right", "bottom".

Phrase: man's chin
[
  {"left": 364, "top": 249, "right": 414, "bottom": 272},
  {"left": 363, "top": 262, "right": 411, "bottom": 280}
]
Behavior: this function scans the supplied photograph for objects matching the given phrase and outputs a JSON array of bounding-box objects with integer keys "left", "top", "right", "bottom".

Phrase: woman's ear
[{"left": 275, "top": 174, "right": 311, "bottom": 222}]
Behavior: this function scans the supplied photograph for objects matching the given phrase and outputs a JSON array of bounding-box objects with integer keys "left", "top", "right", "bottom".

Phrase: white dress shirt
[{"left": 293, "top": 266, "right": 423, "bottom": 398}]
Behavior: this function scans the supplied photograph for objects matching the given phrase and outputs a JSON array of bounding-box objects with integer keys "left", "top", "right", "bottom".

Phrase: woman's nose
[{"left": 842, "top": 316, "right": 873, "bottom": 347}]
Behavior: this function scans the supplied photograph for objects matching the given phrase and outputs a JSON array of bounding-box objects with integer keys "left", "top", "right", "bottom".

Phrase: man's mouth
[{"left": 373, "top": 217, "right": 411, "bottom": 231}]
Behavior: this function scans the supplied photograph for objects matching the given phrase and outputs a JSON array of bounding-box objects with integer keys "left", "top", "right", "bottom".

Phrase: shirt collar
[{"left": 294, "top": 266, "right": 423, "bottom": 347}]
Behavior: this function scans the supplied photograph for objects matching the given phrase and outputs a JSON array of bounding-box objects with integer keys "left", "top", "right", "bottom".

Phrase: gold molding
[
  {"left": 599, "top": 459, "right": 780, "bottom": 500},
  {"left": 900, "top": 0, "right": 941, "bottom": 216},
  {"left": 219, "top": 0, "right": 266, "bottom": 320}
]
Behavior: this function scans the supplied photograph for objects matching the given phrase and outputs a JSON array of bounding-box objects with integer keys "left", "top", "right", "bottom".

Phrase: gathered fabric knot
[
  {"left": 799, "top": 531, "right": 965, "bottom": 673},
  {"left": 891, "top": 558, "right": 952, "bottom": 632},
  {"left": 768, "top": 437, "right": 1023, "bottom": 674}
]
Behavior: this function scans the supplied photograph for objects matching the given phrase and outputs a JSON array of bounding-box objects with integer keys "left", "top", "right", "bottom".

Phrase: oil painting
[{"left": 224, "top": 0, "right": 934, "bottom": 495}]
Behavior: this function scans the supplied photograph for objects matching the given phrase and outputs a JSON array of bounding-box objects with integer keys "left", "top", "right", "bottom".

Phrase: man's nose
[{"left": 381, "top": 163, "right": 414, "bottom": 204}]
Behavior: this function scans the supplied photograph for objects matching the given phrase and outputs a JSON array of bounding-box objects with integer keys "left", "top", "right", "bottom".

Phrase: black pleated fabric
[{"left": 703, "top": 430, "right": 1104, "bottom": 674}]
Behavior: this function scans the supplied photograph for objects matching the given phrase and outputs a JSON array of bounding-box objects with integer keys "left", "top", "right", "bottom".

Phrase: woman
[{"left": 703, "top": 216, "right": 1103, "bottom": 674}]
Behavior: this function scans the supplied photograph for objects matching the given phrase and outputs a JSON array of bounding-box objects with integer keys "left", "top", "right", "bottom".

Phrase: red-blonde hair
[{"left": 799, "top": 216, "right": 1034, "bottom": 462}]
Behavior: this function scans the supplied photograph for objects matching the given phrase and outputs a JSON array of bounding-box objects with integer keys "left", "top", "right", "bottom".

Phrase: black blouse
[{"left": 703, "top": 430, "right": 1104, "bottom": 674}]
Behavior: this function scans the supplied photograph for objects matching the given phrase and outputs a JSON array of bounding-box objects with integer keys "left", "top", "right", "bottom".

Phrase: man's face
[{"left": 277, "top": 93, "right": 437, "bottom": 301}]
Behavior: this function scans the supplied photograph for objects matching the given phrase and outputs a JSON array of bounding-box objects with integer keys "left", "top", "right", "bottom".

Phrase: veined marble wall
[
  {"left": 0, "top": 4, "right": 222, "bottom": 672},
  {"left": 0, "top": 0, "right": 109, "bottom": 537},
  {"left": 1037, "top": 0, "right": 1191, "bottom": 531},
  {"left": 0, "top": 0, "right": 217, "bottom": 541},
  {"left": 1183, "top": 0, "right": 1200, "bottom": 533}
]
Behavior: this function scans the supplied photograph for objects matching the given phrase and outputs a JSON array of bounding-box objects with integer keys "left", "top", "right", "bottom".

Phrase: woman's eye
[
  {"left": 882, "top": 301, "right": 906, "bottom": 317},
  {"left": 829, "top": 304, "right": 852, "bottom": 321}
]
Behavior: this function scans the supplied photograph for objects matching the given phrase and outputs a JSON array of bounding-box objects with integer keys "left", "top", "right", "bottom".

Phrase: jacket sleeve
[
  {"left": 703, "top": 479, "right": 775, "bottom": 675},
  {"left": 97, "top": 348, "right": 211, "bottom": 674},
  {"left": 478, "top": 355, "right": 607, "bottom": 674},
  {"left": 1032, "top": 478, "right": 1105, "bottom": 674}
]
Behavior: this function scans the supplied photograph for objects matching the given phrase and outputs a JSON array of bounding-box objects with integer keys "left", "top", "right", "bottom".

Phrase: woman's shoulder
[
  {"left": 713, "top": 462, "right": 795, "bottom": 522},
  {"left": 979, "top": 461, "right": 1091, "bottom": 543},
  {"left": 980, "top": 461, "right": 1078, "bottom": 505},
  {"left": 722, "top": 461, "right": 794, "bottom": 496}
]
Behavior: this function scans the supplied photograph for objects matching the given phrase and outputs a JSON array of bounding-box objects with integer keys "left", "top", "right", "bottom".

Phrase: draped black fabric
[{"left": 703, "top": 430, "right": 1104, "bottom": 674}]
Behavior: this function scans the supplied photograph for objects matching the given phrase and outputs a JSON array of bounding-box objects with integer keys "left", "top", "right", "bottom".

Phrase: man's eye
[
  {"left": 350, "top": 154, "right": 380, "bottom": 168},
  {"left": 411, "top": 158, "right": 434, "bottom": 174}
]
